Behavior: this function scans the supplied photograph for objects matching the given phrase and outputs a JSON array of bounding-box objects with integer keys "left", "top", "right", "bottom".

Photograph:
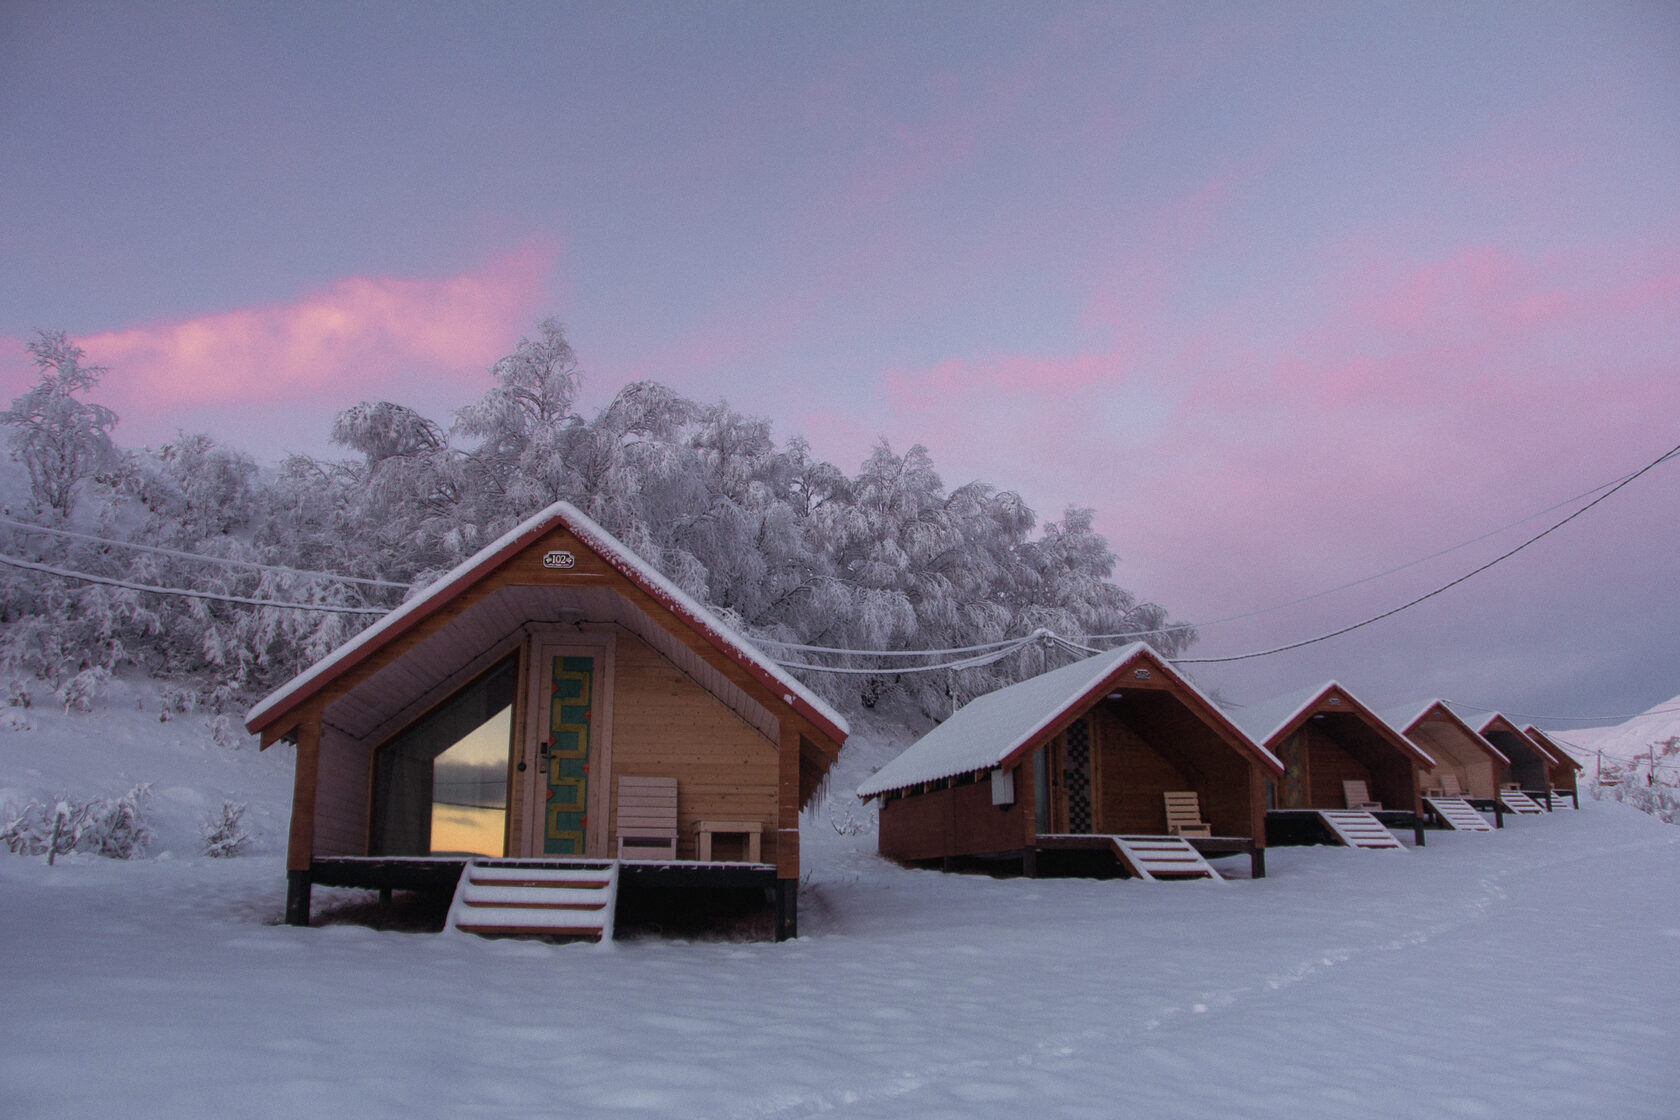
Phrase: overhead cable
[
  {"left": 1172, "top": 439, "right": 1680, "bottom": 665},
  {"left": 0, "top": 514, "right": 413, "bottom": 590},
  {"left": 0, "top": 552, "right": 391, "bottom": 615}
]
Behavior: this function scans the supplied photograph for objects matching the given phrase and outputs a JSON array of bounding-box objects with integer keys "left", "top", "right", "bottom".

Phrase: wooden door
[{"left": 522, "top": 638, "right": 615, "bottom": 857}]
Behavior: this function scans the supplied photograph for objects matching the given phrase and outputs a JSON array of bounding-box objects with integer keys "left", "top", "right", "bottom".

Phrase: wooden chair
[
  {"left": 1438, "top": 773, "right": 1468, "bottom": 799},
  {"left": 1163, "top": 791, "right": 1212, "bottom": 837},
  {"left": 1343, "top": 780, "right": 1382, "bottom": 811},
  {"left": 615, "top": 776, "right": 678, "bottom": 859}
]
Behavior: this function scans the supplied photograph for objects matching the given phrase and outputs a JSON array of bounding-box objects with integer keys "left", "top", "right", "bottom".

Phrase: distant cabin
[
  {"left": 1524, "top": 725, "right": 1584, "bottom": 802},
  {"left": 1231, "top": 683, "right": 1433, "bottom": 848},
  {"left": 1380, "top": 700, "right": 1509, "bottom": 800},
  {"left": 1233, "top": 682, "right": 1434, "bottom": 815},
  {"left": 857, "top": 644, "right": 1283, "bottom": 880},
  {"left": 244, "top": 501, "right": 848, "bottom": 940},
  {"left": 1449, "top": 706, "right": 1555, "bottom": 798}
]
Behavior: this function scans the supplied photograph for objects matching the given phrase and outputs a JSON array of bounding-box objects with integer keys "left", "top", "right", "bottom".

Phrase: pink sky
[{"left": 3, "top": 3, "right": 1676, "bottom": 719}]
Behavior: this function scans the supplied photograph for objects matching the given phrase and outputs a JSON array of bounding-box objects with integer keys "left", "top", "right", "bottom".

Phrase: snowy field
[{"left": 3, "top": 694, "right": 1680, "bottom": 1118}]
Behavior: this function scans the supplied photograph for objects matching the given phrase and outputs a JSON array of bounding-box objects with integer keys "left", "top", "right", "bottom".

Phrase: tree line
[{"left": 0, "top": 320, "right": 1191, "bottom": 718}]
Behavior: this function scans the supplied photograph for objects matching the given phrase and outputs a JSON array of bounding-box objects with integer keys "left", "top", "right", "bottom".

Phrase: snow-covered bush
[
  {"left": 198, "top": 800, "right": 252, "bottom": 858},
  {"left": 0, "top": 785, "right": 154, "bottom": 861},
  {"left": 7, "top": 677, "right": 31, "bottom": 708},
  {"left": 55, "top": 665, "right": 110, "bottom": 712},
  {"left": 1596, "top": 776, "right": 1680, "bottom": 825}
]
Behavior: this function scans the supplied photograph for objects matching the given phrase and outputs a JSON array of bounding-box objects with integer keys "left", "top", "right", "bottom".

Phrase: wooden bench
[
  {"left": 1163, "top": 791, "right": 1212, "bottom": 837},
  {"left": 615, "top": 776, "right": 678, "bottom": 859}
]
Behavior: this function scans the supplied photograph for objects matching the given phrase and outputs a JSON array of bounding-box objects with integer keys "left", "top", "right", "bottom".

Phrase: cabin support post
[
  {"left": 1250, "top": 847, "right": 1266, "bottom": 879},
  {"left": 283, "top": 713, "right": 322, "bottom": 927},
  {"left": 776, "top": 723, "right": 802, "bottom": 940},
  {"left": 773, "top": 878, "right": 796, "bottom": 941},
  {"left": 1494, "top": 802, "right": 1504, "bottom": 828},
  {"left": 1022, "top": 846, "right": 1038, "bottom": 878},
  {"left": 1413, "top": 818, "right": 1425, "bottom": 847},
  {"left": 285, "top": 869, "right": 313, "bottom": 927}
]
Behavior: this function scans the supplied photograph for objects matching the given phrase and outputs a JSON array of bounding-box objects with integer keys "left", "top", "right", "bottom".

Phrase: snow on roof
[
  {"left": 1227, "top": 681, "right": 1342, "bottom": 746},
  {"left": 857, "top": 643, "right": 1278, "bottom": 798},
  {"left": 245, "top": 500, "right": 848, "bottom": 743},
  {"left": 1230, "top": 681, "right": 1435, "bottom": 768}
]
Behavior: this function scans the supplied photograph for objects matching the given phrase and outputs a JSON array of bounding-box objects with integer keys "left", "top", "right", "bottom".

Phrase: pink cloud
[
  {"left": 96, "top": 243, "right": 550, "bottom": 404},
  {"left": 0, "top": 244, "right": 556, "bottom": 452}
]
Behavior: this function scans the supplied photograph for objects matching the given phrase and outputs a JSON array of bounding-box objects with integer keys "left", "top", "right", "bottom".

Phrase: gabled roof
[
  {"left": 1444, "top": 703, "right": 1553, "bottom": 762},
  {"left": 1524, "top": 726, "right": 1585, "bottom": 771},
  {"left": 245, "top": 501, "right": 848, "bottom": 745},
  {"left": 1231, "top": 681, "right": 1435, "bottom": 768},
  {"left": 856, "top": 643, "right": 1281, "bottom": 799},
  {"left": 1378, "top": 699, "right": 1510, "bottom": 765}
]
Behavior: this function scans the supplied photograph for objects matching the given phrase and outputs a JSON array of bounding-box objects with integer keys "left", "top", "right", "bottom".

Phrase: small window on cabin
[{"left": 371, "top": 656, "right": 517, "bottom": 857}]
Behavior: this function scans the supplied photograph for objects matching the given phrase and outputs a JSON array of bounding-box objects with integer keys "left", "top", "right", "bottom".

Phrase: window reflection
[{"left": 371, "top": 657, "right": 516, "bottom": 857}]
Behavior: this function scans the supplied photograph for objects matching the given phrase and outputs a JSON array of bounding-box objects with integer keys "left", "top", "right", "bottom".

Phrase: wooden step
[
  {"left": 1424, "top": 797, "right": 1494, "bottom": 832},
  {"left": 1106, "top": 835, "right": 1224, "bottom": 881},
  {"left": 447, "top": 858, "right": 620, "bottom": 941},
  {"left": 1497, "top": 789, "right": 1546, "bottom": 814},
  {"left": 1317, "top": 810, "right": 1406, "bottom": 849}
]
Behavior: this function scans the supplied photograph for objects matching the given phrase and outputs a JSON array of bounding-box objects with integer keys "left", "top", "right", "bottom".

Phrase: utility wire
[
  {"left": 0, "top": 514, "right": 412, "bottom": 590},
  {"left": 1173, "top": 439, "right": 1680, "bottom": 666},
  {"left": 0, "top": 552, "right": 391, "bottom": 615},
  {"left": 1441, "top": 700, "right": 1680, "bottom": 724},
  {"left": 1087, "top": 458, "right": 1664, "bottom": 642}
]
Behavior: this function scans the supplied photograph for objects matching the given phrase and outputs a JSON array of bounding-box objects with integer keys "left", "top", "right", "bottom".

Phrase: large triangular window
[{"left": 371, "top": 656, "right": 517, "bottom": 857}]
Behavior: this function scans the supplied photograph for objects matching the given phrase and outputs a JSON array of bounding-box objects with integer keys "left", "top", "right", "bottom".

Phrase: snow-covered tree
[{"left": 1, "top": 330, "right": 118, "bottom": 517}]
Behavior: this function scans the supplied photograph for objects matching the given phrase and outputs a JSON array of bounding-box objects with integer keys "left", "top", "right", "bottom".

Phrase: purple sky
[{"left": 3, "top": 2, "right": 1677, "bottom": 724}]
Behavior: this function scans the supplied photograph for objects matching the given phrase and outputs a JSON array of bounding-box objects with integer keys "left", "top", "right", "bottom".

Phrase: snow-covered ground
[{"left": 3, "top": 686, "right": 1679, "bottom": 1118}]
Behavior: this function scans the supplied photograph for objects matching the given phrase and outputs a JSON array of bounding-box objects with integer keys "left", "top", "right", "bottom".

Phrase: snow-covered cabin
[
  {"left": 244, "top": 501, "right": 848, "bottom": 939},
  {"left": 1523, "top": 725, "right": 1584, "bottom": 801},
  {"left": 1232, "top": 682, "right": 1434, "bottom": 820},
  {"left": 1447, "top": 706, "right": 1555, "bottom": 798},
  {"left": 856, "top": 644, "right": 1283, "bottom": 878},
  {"left": 1379, "top": 700, "right": 1510, "bottom": 800}
]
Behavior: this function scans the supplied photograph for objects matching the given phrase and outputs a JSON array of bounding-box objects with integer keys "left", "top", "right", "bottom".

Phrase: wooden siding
[
  {"left": 608, "top": 634, "right": 780, "bottom": 865},
  {"left": 1093, "top": 709, "right": 1193, "bottom": 834},
  {"left": 878, "top": 772, "right": 1030, "bottom": 862},
  {"left": 1483, "top": 728, "right": 1549, "bottom": 791},
  {"left": 1409, "top": 719, "right": 1500, "bottom": 799},
  {"left": 1272, "top": 714, "right": 1421, "bottom": 813},
  {"left": 1108, "top": 689, "right": 1263, "bottom": 842},
  {"left": 312, "top": 726, "right": 371, "bottom": 857},
  {"left": 1302, "top": 722, "right": 1373, "bottom": 807}
]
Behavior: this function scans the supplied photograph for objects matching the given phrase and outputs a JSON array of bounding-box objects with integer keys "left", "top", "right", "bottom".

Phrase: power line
[
  {"left": 1091, "top": 458, "right": 1662, "bottom": 641},
  {"left": 0, "top": 552, "right": 391, "bottom": 615},
  {"left": 1443, "top": 700, "right": 1680, "bottom": 724},
  {"left": 0, "top": 514, "right": 412, "bottom": 590},
  {"left": 1172, "top": 439, "right": 1680, "bottom": 666}
]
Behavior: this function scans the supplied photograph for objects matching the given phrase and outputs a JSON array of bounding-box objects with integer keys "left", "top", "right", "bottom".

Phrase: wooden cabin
[
  {"left": 856, "top": 643, "right": 1283, "bottom": 879},
  {"left": 1449, "top": 707, "right": 1554, "bottom": 798},
  {"left": 1234, "top": 683, "right": 1433, "bottom": 818},
  {"left": 1524, "top": 725, "right": 1584, "bottom": 801},
  {"left": 1379, "top": 700, "right": 1508, "bottom": 800},
  {"left": 244, "top": 501, "right": 848, "bottom": 940}
]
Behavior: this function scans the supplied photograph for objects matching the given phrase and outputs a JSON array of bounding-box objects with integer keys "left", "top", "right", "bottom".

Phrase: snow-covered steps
[
  {"left": 1316, "top": 810, "right": 1406, "bottom": 849},
  {"left": 446, "top": 859, "right": 619, "bottom": 941},
  {"left": 1497, "top": 789, "right": 1546, "bottom": 815},
  {"left": 1107, "top": 835, "right": 1224, "bottom": 881},
  {"left": 1424, "top": 797, "right": 1494, "bottom": 832},
  {"left": 1547, "top": 791, "right": 1579, "bottom": 810}
]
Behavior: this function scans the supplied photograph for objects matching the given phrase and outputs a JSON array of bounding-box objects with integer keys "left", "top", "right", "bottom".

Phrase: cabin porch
[{"left": 293, "top": 854, "right": 792, "bottom": 940}]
